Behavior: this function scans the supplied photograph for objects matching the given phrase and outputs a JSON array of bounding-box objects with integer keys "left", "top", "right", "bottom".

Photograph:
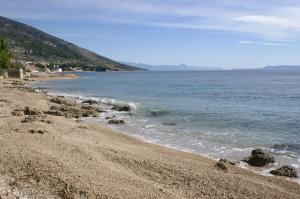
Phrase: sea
[{"left": 30, "top": 70, "right": 300, "bottom": 182}]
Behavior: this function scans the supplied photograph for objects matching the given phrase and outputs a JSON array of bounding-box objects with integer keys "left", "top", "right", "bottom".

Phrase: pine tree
[{"left": 0, "top": 37, "right": 12, "bottom": 70}]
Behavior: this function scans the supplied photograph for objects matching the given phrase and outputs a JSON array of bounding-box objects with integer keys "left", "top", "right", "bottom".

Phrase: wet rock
[
  {"left": 219, "top": 159, "right": 236, "bottom": 166},
  {"left": 50, "top": 97, "right": 77, "bottom": 106},
  {"left": 81, "top": 105, "right": 105, "bottom": 117},
  {"left": 45, "top": 104, "right": 103, "bottom": 118},
  {"left": 82, "top": 100, "right": 98, "bottom": 105},
  {"left": 108, "top": 119, "right": 125, "bottom": 125},
  {"left": 105, "top": 115, "right": 116, "bottom": 120},
  {"left": 111, "top": 104, "right": 131, "bottom": 112},
  {"left": 244, "top": 149, "right": 275, "bottom": 167},
  {"left": 82, "top": 110, "right": 100, "bottom": 117},
  {"left": 50, "top": 106, "right": 82, "bottom": 118},
  {"left": 215, "top": 159, "right": 236, "bottom": 172},
  {"left": 81, "top": 105, "right": 105, "bottom": 113},
  {"left": 270, "top": 165, "right": 298, "bottom": 178}
]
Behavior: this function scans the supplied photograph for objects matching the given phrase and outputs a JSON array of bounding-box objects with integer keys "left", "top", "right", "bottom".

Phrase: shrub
[{"left": 0, "top": 36, "right": 12, "bottom": 70}]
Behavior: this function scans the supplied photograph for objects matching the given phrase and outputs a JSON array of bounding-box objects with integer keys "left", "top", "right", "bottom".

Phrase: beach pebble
[{"left": 28, "top": 129, "right": 47, "bottom": 135}]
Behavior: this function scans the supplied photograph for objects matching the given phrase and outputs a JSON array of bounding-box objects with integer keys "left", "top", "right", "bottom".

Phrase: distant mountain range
[
  {"left": 261, "top": 65, "right": 300, "bottom": 71},
  {"left": 122, "top": 62, "right": 223, "bottom": 71},
  {"left": 0, "top": 16, "right": 140, "bottom": 71}
]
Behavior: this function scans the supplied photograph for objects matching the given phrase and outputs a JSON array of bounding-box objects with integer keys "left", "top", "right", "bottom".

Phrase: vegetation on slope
[{"left": 0, "top": 16, "right": 141, "bottom": 71}]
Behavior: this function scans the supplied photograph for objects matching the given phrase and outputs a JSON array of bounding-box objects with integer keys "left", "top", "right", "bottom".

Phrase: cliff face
[{"left": 0, "top": 16, "right": 141, "bottom": 71}]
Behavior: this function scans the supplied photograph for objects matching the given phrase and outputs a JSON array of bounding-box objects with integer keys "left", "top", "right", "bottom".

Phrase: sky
[{"left": 1, "top": 0, "right": 300, "bottom": 68}]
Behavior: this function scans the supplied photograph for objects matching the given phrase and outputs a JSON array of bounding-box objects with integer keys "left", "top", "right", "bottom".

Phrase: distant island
[{"left": 122, "top": 62, "right": 223, "bottom": 71}]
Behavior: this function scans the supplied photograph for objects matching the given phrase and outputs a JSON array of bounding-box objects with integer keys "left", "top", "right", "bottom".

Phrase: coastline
[{"left": 0, "top": 77, "right": 299, "bottom": 198}]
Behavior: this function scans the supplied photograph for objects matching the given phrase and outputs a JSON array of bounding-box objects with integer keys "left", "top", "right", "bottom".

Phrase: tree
[{"left": 0, "top": 36, "right": 12, "bottom": 70}]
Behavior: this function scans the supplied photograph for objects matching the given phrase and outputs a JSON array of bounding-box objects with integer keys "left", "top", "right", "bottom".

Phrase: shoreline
[
  {"left": 30, "top": 75, "right": 300, "bottom": 185},
  {"left": 0, "top": 77, "right": 299, "bottom": 198}
]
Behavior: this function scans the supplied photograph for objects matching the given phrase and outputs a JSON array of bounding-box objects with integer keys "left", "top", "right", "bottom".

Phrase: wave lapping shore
[{"left": 0, "top": 78, "right": 299, "bottom": 199}]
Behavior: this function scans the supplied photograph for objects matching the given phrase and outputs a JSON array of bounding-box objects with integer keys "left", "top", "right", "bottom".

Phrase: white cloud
[
  {"left": 2, "top": 0, "right": 300, "bottom": 40},
  {"left": 239, "top": 41, "right": 254, "bottom": 44},
  {"left": 239, "top": 40, "right": 289, "bottom": 46}
]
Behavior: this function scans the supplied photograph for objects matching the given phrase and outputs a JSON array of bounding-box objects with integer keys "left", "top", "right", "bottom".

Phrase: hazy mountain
[
  {"left": 122, "top": 62, "right": 223, "bottom": 71},
  {"left": 262, "top": 65, "right": 300, "bottom": 71},
  {"left": 0, "top": 16, "right": 141, "bottom": 71}
]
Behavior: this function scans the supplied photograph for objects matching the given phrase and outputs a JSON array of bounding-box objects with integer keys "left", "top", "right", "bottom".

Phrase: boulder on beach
[
  {"left": 243, "top": 149, "right": 275, "bottom": 167},
  {"left": 111, "top": 104, "right": 131, "bottom": 112},
  {"left": 48, "top": 105, "right": 82, "bottom": 118},
  {"left": 215, "top": 159, "right": 236, "bottom": 172},
  {"left": 81, "top": 105, "right": 105, "bottom": 113},
  {"left": 81, "top": 105, "right": 105, "bottom": 117},
  {"left": 215, "top": 160, "right": 227, "bottom": 171},
  {"left": 270, "top": 165, "right": 298, "bottom": 178},
  {"left": 45, "top": 104, "right": 104, "bottom": 118},
  {"left": 108, "top": 119, "right": 125, "bottom": 125},
  {"left": 50, "top": 97, "right": 77, "bottom": 106},
  {"left": 82, "top": 110, "right": 100, "bottom": 117},
  {"left": 219, "top": 159, "right": 236, "bottom": 166}
]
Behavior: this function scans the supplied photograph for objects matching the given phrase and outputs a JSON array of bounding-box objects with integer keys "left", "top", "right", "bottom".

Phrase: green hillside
[{"left": 0, "top": 16, "right": 141, "bottom": 71}]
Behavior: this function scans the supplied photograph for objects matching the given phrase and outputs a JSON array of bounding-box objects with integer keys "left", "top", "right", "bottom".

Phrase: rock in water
[
  {"left": 270, "top": 165, "right": 298, "bottom": 178},
  {"left": 111, "top": 104, "right": 131, "bottom": 112},
  {"left": 244, "top": 149, "right": 275, "bottom": 167},
  {"left": 108, "top": 119, "right": 125, "bottom": 125}
]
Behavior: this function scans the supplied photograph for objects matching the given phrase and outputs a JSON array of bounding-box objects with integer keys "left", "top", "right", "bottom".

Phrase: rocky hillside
[{"left": 0, "top": 16, "right": 141, "bottom": 71}]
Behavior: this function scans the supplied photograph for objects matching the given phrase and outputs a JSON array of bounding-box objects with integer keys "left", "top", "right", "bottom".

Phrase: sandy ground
[{"left": 0, "top": 78, "right": 299, "bottom": 199}]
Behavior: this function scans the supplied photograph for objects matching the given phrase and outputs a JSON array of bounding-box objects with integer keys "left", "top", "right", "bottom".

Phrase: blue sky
[{"left": 1, "top": 0, "right": 300, "bottom": 68}]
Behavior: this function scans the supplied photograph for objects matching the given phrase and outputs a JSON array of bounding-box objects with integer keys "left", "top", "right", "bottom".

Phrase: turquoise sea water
[{"left": 31, "top": 70, "right": 300, "bottom": 179}]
